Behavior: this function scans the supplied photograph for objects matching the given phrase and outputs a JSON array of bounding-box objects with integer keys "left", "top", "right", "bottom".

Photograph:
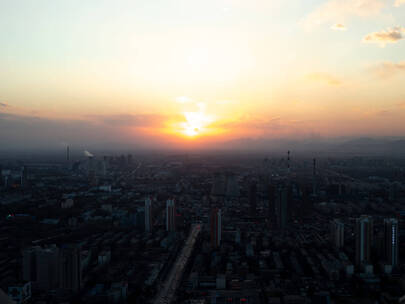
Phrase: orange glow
[{"left": 180, "top": 111, "right": 213, "bottom": 137}]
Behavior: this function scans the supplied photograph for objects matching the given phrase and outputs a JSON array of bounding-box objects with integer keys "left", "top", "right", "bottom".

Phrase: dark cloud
[
  {"left": 87, "top": 114, "right": 171, "bottom": 127},
  {"left": 210, "top": 117, "right": 313, "bottom": 137},
  {"left": 0, "top": 102, "right": 8, "bottom": 107},
  {"left": 213, "top": 117, "right": 283, "bottom": 130},
  {"left": 2, "top": 111, "right": 405, "bottom": 152},
  {"left": 0, "top": 112, "right": 164, "bottom": 150}
]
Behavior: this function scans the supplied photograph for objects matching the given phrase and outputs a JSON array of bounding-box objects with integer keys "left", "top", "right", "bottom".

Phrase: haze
[{"left": 1, "top": 0, "right": 405, "bottom": 151}]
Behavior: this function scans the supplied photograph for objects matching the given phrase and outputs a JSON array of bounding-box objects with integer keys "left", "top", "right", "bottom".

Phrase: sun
[
  {"left": 181, "top": 111, "right": 213, "bottom": 137},
  {"left": 184, "top": 126, "right": 200, "bottom": 137}
]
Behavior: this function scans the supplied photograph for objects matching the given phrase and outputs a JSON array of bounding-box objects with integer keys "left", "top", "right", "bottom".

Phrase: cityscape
[
  {"left": 1, "top": 0, "right": 405, "bottom": 303},
  {"left": 1, "top": 148, "right": 405, "bottom": 303}
]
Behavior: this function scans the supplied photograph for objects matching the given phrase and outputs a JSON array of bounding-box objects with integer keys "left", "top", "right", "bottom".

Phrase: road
[
  {"left": 116, "top": 161, "right": 142, "bottom": 184},
  {"left": 153, "top": 224, "right": 201, "bottom": 304}
]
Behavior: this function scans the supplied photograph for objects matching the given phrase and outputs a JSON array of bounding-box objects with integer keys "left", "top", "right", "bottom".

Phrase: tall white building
[
  {"left": 384, "top": 218, "right": 399, "bottom": 267},
  {"left": 166, "top": 199, "right": 176, "bottom": 232},
  {"left": 145, "top": 197, "right": 152, "bottom": 232},
  {"left": 330, "top": 219, "right": 344, "bottom": 249}
]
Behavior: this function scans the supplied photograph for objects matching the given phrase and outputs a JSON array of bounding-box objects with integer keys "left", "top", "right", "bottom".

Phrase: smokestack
[
  {"left": 287, "top": 150, "right": 290, "bottom": 173},
  {"left": 67, "top": 146, "right": 70, "bottom": 161}
]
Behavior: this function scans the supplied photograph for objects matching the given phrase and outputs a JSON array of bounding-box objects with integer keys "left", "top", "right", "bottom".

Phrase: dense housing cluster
[{"left": 1, "top": 151, "right": 405, "bottom": 303}]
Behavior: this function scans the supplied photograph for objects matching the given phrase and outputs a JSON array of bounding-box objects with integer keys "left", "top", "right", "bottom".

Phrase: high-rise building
[
  {"left": 384, "top": 218, "right": 398, "bottom": 267},
  {"left": 166, "top": 199, "right": 176, "bottom": 232},
  {"left": 249, "top": 182, "right": 257, "bottom": 217},
  {"left": 268, "top": 185, "right": 276, "bottom": 226},
  {"left": 330, "top": 219, "right": 344, "bottom": 249},
  {"left": 275, "top": 186, "right": 289, "bottom": 230},
  {"left": 225, "top": 174, "right": 240, "bottom": 198},
  {"left": 145, "top": 197, "right": 152, "bottom": 232},
  {"left": 22, "top": 247, "right": 37, "bottom": 283},
  {"left": 36, "top": 246, "right": 59, "bottom": 290},
  {"left": 4, "top": 175, "right": 9, "bottom": 188},
  {"left": 355, "top": 215, "right": 373, "bottom": 266},
  {"left": 211, "top": 174, "right": 226, "bottom": 197},
  {"left": 268, "top": 185, "right": 275, "bottom": 211},
  {"left": 102, "top": 156, "right": 108, "bottom": 177},
  {"left": 59, "top": 245, "right": 82, "bottom": 292},
  {"left": 22, "top": 245, "right": 59, "bottom": 291},
  {"left": 210, "top": 208, "right": 222, "bottom": 248},
  {"left": 20, "top": 166, "right": 28, "bottom": 187},
  {"left": 86, "top": 155, "right": 98, "bottom": 185},
  {"left": 87, "top": 156, "right": 94, "bottom": 174}
]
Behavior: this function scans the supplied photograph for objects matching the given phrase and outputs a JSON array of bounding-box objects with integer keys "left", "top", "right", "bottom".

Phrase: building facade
[
  {"left": 355, "top": 215, "right": 373, "bottom": 266},
  {"left": 330, "top": 219, "right": 344, "bottom": 249},
  {"left": 210, "top": 208, "right": 222, "bottom": 248},
  {"left": 384, "top": 218, "right": 399, "bottom": 267},
  {"left": 145, "top": 197, "right": 152, "bottom": 232},
  {"left": 59, "top": 245, "right": 82, "bottom": 292},
  {"left": 166, "top": 199, "right": 176, "bottom": 232}
]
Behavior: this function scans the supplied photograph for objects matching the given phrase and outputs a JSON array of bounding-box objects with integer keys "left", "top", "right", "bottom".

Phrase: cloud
[
  {"left": 175, "top": 96, "right": 193, "bottom": 104},
  {"left": 209, "top": 117, "right": 316, "bottom": 139},
  {"left": 375, "top": 110, "right": 391, "bottom": 116},
  {"left": 0, "top": 112, "right": 171, "bottom": 150},
  {"left": 394, "top": 0, "right": 405, "bottom": 7},
  {"left": 88, "top": 114, "right": 168, "bottom": 127},
  {"left": 363, "top": 27, "right": 405, "bottom": 46},
  {"left": 370, "top": 61, "right": 405, "bottom": 78},
  {"left": 213, "top": 117, "right": 282, "bottom": 131},
  {"left": 305, "top": 73, "right": 342, "bottom": 85},
  {"left": 0, "top": 102, "right": 8, "bottom": 107},
  {"left": 302, "top": 0, "right": 385, "bottom": 29},
  {"left": 331, "top": 23, "right": 347, "bottom": 31}
]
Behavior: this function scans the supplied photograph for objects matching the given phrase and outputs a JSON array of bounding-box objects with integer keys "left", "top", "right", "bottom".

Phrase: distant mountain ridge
[{"left": 220, "top": 137, "right": 405, "bottom": 155}]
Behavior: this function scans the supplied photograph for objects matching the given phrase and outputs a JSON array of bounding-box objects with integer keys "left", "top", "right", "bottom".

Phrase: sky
[{"left": 1, "top": 0, "right": 405, "bottom": 150}]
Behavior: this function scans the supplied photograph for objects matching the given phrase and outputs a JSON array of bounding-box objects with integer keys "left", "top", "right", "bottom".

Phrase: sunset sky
[{"left": 1, "top": 0, "right": 405, "bottom": 150}]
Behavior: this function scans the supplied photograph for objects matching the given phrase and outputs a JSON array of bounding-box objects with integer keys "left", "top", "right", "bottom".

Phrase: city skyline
[
  {"left": 2, "top": 2, "right": 405, "bottom": 302},
  {"left": 1, "top": 146, "right": 405, "bottom": 302}
]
